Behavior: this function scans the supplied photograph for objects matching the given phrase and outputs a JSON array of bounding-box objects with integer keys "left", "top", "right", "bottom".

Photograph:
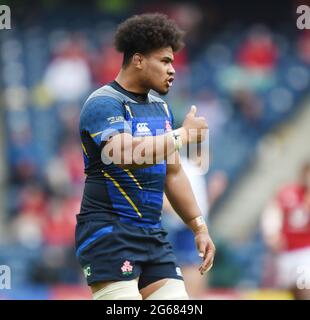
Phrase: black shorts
[{"left": 75, "top": 214, "right": 183, "bottom": 290}]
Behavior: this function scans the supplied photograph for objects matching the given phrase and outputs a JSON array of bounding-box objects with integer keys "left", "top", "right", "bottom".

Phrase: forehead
[{"left": 147, "top": 47, "right": 174, "bottom": 59}]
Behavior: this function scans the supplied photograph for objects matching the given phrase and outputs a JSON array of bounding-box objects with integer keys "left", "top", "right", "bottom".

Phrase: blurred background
[{"left": 0, "top": 0, "right": 310, "bottom": 299}]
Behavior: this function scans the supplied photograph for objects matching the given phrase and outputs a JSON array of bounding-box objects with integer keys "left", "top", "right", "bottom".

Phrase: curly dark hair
[{"left": 114, "top": 13, "right": 185, "bottom": 66}]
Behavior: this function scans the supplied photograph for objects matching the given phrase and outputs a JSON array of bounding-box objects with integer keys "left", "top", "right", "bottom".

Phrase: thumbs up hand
[{"left": 180, "top": 105, "right": 208, "bottom": 144}]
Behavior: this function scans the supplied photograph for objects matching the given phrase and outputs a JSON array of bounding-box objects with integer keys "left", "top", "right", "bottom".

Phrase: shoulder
[
  {"left": 82, "top": 96, "right": 122, "bottom": 112},
  {"left": 81, "top": 87, "right": 125, "bottom": 116},
  {"left": 86, "top": 84, "right": 127, "bottom": 103},
  {"left": 84, "top": 85, "right": 124, "bottom": 108},
  {"left": 79, "top": 87, "right": 126, "bottom": 130}
]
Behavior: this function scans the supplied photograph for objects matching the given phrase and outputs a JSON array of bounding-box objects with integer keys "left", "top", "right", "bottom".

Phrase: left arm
[{"left": 165, "top": 152, "right": 216, "bottom": 274}]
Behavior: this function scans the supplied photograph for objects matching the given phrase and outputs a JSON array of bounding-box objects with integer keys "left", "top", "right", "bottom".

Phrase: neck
[{"left": 115, "top": 68, "right": 149, "bottom": 95}]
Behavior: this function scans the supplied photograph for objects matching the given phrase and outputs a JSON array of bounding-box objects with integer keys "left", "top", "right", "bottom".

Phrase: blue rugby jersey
[{"left": 79, "top": 81, "right": 175, "bottom": 227}]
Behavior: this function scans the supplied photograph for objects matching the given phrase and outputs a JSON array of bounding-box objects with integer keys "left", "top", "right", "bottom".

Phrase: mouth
[{"left": 166, "top": 77, "right": 174, "bottom": 87}]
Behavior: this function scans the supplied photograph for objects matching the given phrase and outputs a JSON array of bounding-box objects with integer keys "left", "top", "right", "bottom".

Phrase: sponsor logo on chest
[{"left": 135, "top": 122, "right": 152, "bottom": 136}]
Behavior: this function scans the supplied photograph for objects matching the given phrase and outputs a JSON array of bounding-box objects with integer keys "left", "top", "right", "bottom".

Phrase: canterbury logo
[{"left": 136, "top": 122, "right": 151, "bottom": 133}]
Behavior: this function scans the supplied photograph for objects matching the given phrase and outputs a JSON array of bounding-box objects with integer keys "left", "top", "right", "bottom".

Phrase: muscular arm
[
  {"left": 102, "top": 130, "right": 186, "bottom": 169},
  {"left": 102, "top": 105, "right": 206, "bottom": 170},
  {"left": 165, "top": 152, "right": 216, "bottom": 274},
  {"left": 164, "top": 153, "right": 202, "bottom": 223}
]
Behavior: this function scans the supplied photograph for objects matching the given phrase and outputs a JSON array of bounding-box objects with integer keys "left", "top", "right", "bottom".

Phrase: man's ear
[{"left": 132, "top": 53, "right": 144, "bottom": 70}]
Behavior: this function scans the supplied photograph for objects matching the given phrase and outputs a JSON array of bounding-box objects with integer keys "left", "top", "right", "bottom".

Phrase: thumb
[{"left": 189, "top": 105, "right": 197, "bottom": 116}]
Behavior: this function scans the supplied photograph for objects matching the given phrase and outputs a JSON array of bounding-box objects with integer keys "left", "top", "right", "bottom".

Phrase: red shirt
[{"left": 276, "top": 184, "right": 310, "bottom": 251}]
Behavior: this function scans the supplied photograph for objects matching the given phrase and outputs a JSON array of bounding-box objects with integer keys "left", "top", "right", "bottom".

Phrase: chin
[{"left": 155, "top": 88, "right": 169, "bottom": 96}]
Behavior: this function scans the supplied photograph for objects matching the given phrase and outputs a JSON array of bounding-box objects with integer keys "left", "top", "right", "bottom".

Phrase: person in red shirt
[
  {"left": 261, "top": 162, "right": 310, "bottom": 299},
  {"left": 237, "top": 27, "right": 278, "bottom": 71}
]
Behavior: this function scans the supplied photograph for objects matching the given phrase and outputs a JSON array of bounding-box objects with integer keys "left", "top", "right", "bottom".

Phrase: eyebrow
[{"left": 162, "top": 56, "right": 174, "bottom": 63}]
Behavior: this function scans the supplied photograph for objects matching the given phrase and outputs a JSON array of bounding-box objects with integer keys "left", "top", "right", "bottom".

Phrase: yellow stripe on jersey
[
  {"left": 81, "top": 143, "right": 89, "bottom": 157},
  {"left": 102, "top": 170, "right": 142, "bottom": 218},
  {"left": 123, "top": 169, "right": 143, "bottom": 190},
  {"left": 90, "top": 131, "right": 103, "bottom": 138}
]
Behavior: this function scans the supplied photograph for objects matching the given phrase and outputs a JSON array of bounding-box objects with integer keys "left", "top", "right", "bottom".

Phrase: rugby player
[{"left": 76, "top": 13, "right": 215, "bottom": 300}]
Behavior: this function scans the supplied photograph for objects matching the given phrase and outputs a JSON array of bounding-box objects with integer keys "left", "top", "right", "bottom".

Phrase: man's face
[{"left": 141, "top": 47, "right": 175, "bottom": 95}]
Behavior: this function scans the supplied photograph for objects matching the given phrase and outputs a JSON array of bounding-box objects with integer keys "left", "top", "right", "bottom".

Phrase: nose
[{"left": 168, "top": 64, "right": 175, "bottom": 75}]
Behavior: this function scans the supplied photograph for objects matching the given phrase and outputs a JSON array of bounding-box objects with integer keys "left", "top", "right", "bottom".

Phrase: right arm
[{"left": 102, "top": 105, "right": 208, "bottom": 169}]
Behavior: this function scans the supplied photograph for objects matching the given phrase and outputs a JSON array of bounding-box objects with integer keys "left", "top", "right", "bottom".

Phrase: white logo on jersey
[
  {"left": 176, "top": 267, "right": 183, "bottom": 277},
  {"left": 136, "top": 122, "right": 151, "bottom": 135}
]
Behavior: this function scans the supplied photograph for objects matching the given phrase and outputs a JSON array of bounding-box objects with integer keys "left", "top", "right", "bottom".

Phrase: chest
[{"left": 124, "top": 101, "right": 173, "bottom": 136}]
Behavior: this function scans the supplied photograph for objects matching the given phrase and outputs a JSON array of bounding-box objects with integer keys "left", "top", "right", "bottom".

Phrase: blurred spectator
[
  {"left": 59, "top": 138, "right": 84, "bottom": 187},
  {"left": 237, "top": 26, "right": 278, "bottom": 71},
  {"left": 195, "top": 90, "right": 228, "bottom": 139},
  {"left": 297, "top": 30, "right": 310, "bottom": 65},
  {"left": 45, "top": 138, "right": 84, "bottom": 195},
  {"left": 19, "top": 183, "right": 48, "bottom": 219},
  {"left": 43, "top": 35, "right": 91, "bottom": 102},
  {"left": 30, "top": 245, "right": 80, "bottom": 284},
  {"left": 207, "top": 170, "right": 228, "bottom": 210},
  {"left": 261, "top": 162, "right": 310, "bottom": 300},
  {"left": 10, "top": 158, "right": 37, "bottom": 186},
  {"left": 42, "top": 196, "right": 78, "bottom": 246},
  {"left": 231, "top": 89, "right": 263, "bottom": 125},
  {"left": 92, "top": 45, "right": 122, "bottom": 86}
]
